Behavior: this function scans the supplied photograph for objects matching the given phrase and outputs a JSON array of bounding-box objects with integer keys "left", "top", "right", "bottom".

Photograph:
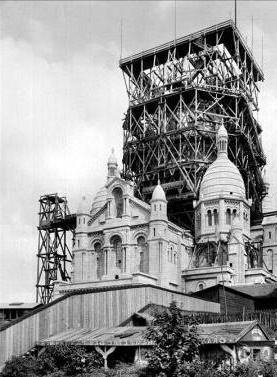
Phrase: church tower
[{"left": 183, "top": 123, "right": 257, "bottom": 291}]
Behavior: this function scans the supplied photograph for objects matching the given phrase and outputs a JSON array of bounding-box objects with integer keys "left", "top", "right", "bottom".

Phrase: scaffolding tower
[
  {"left": 120, "top": 20, "right": 267, "bottom": 231},
  {"left": 36, "top": 194, "right": 76, "bottom": 304}
]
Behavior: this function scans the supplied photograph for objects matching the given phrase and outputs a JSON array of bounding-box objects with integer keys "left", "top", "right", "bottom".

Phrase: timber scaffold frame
[
  {"left": 36, "top": 194, "right": 76, "bottom": 304},
  {"left": 120, "top": 20, "right": 266, "bottom": 231}
]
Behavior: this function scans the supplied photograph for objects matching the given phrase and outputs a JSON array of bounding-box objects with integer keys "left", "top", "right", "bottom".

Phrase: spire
[
  {"left": 216, "top": 121, "right": 228, "bottom": 156},
  {"left": 107, "top": 148, "right": 118, "bottom": 179}
]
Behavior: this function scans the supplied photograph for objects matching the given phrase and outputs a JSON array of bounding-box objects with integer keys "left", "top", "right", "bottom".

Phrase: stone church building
[{"left": 55, "top": 124, "right": 277, "bottom": 297}]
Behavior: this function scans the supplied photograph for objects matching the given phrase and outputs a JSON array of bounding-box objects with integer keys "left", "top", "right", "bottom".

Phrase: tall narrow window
[
  {"left": 213, "top": 209, "right": 218, "bottom": 225},
  {"left": 232, "top": 209, "right": 237, "bottom": 219},
  {"left": 207, "top": 210, "right": 212, "bottom": 226},
  {"left": 138, "top": 236, "right": 148, "bottom": 274},
  {"left": 94, "top": 242, "right": 103, "bottom": 279},
  {"left": 111, "top": 235, "right": 123, "bottom": 271},
  {"left": 266, "top": 249, "right": 273, "bottom": 273},
  {"left": 226, "top": 208, "right": 231, "bottom": 225},
  {"left": 112, "top": 188, "right": 123, "bottom": 218}
]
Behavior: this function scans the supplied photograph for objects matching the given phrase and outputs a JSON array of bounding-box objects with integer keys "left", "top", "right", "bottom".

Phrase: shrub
[
  {"left": 1, "top": 343, "right": 103, "bottom": 377},
  {"left": 143, "top": 301, "right": 201, "bottom": 377},
  {"left": 1, "top": 354, "right": 40, "bottom": 377}
]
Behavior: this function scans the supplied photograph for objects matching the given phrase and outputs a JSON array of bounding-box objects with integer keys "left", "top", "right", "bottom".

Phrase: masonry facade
[
  {"left": 66, "top": 150, "right": 193, "bottom": 293},
  {"left": 55, "top": 125, "right": 277, "bottom": 297}
]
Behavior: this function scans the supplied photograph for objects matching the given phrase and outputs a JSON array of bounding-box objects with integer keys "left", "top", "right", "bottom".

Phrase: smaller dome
[
  {"left": 90, "top": 186, "right": 107, "bottom": 215},
  {"left": 77, "top": 196, "right": 88, "bottom": 214},
  {"left": 108, "top": 148, "right": 117, "bottom": 165},
  {"left": 151, "top": 181, "right": 166, "bottom": 201}
]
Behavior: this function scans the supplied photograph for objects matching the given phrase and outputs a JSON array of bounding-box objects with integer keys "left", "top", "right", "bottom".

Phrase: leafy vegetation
[
  {"left": 1, "top": 343, "right": 102, "bottom": 377},
  {"left": 142, "top": 301, "right": 201, "bottom": 377},
  {"left": 2, "top": 302, "right": 277, "bottom": 377}
]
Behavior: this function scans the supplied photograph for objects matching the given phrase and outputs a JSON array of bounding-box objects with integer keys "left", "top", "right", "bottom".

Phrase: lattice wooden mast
[
  {"left": 119, "top": 20, "right": 266, "bottom": 231},
  {"left": 36, "top": 194, "right": 76, "bottom": 304}
]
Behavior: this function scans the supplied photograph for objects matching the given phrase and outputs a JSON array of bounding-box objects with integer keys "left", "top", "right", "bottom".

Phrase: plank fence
[{"left": 190, "top": 310, "right": 277, "bottom": 334}]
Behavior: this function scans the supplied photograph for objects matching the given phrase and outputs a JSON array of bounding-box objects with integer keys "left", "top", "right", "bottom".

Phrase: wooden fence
[{"left": 190, "top": 310, "right": 277, "bottom": 333}]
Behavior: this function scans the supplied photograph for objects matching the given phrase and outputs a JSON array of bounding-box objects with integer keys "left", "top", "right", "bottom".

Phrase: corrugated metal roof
[
  {"left": 37, "top": 321, "right": 271, "bottom": 348},
  {"left": 37, "top": 327, "right": 152, "bottom": 347},
  {"left": 198, "top": 321, "right": 255, "bottom": 343}
]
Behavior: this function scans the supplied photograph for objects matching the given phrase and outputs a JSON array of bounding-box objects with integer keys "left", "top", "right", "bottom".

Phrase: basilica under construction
[{"left": 1, "top": 19, "right": 277, "bottom": 369}]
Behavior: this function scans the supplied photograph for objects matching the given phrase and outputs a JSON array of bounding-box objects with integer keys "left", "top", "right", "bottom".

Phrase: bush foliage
[
  {"left": 143, "top": 301, "right": 201, "bottom": 377},
  {"left": 1, "top": 343, "right": 102, "bottom": 377}
]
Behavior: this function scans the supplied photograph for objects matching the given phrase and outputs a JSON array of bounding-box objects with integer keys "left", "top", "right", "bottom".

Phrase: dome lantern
[
  {"left": 199, "top": 123, "right": 245, "bottom": 200},
  {"left": 107, "top": 148, "right": 118, "bottom": 179},
  {"left": 217, "top": 122, "right": 228, "bottom": 155}
]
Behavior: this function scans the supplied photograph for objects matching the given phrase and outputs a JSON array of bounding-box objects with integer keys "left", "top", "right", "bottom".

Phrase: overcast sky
[{"left": 1, "top": 1, "right": 277, "bottom": 302}]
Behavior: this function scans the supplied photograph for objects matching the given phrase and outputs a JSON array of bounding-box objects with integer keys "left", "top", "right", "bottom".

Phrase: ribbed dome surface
[
  {"left": 90, "top": 186, "right": 107, "bottom": 215},
  {"left": 200, "top": 154, "right": 245, "bottom": 199}
]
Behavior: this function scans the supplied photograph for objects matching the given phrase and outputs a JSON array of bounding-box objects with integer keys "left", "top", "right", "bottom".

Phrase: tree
[{"left": 144, "top": 301, "right": 201, "bottom": 377}]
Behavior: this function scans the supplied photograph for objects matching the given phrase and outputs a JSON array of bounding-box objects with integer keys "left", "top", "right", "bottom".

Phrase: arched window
[
  {"left": 94, "top": 242, "right": 103, "bottom": 279},
  {"left": 226, "top": 208, "right": 231, "bottom": 225},
  {"left": 198, "top": 282, "right": 205, "bottom": 291},
  {"left": 112, "top": 187, "right": 123, "bottom": 218},
  {"left": 207, "top": 210, "right": 212, "bottom": 226},
  {"left": 111, "top": 235, "right": 123, "bottom": 271},
  {"left": 232, "top": 209, "right": 237, "bottom": 219},
  {"left": 173, "top": 253, "right": 176, "bottom": 264},
  {"left": 265, "top": 249, "right": 273, "bottom": 273},
  {"left": 138, "top": 236, "right": 148, "bottom": 273},
  {"left": 213, "top": 209, "right": 218, "bottom": 225}
]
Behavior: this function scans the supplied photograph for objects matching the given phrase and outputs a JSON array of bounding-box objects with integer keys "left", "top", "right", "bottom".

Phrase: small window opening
[
  {"left": 198, "top": 283, "right": 204, "bottom": 291},
  {"left": 207, "top": 210, "right": 212, "bottom": 226},
  {"left": 213, "top": 209, "right": 218, "bottom": 225},
  {"left": 226, "top": 208, "right": 231, "bottom": 225}
]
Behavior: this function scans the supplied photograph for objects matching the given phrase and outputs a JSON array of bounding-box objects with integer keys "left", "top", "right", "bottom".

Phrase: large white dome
[{"left": 200, "top": 154, "right": 245, "bottom": 199}]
